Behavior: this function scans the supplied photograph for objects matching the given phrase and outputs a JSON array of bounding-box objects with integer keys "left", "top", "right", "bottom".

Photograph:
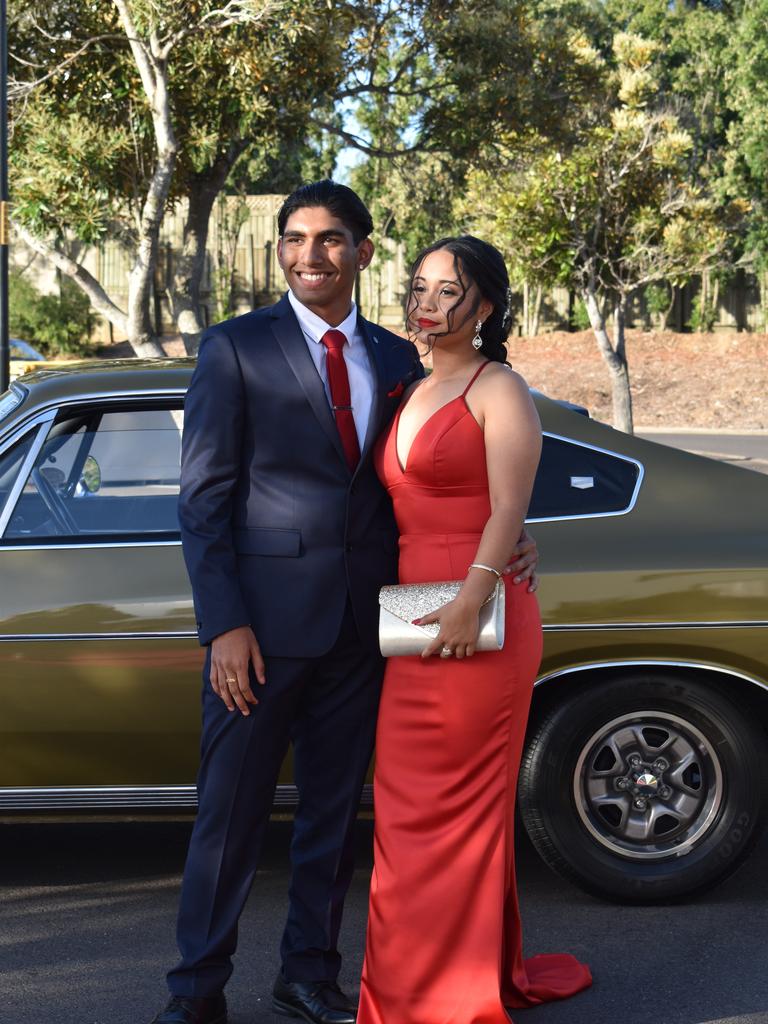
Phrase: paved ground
[
  {"left": 638, "top": 430, "right": 768, "bottom": 474},
  {"left": 2, "top": 819, "right": 767, "bottom": 1024}
]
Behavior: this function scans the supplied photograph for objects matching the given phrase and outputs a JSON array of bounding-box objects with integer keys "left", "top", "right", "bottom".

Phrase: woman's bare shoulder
[{"left": 475, "top": 362, "right": 532, "bottom": 402}]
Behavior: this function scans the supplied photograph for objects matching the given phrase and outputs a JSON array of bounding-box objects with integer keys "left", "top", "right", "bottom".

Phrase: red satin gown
[{"left": 358, "top": 362, "right": 591, "bottom": 1023}]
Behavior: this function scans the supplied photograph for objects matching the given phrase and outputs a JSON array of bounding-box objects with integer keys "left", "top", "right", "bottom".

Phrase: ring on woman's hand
[
  {"left": 440, "top": 646, "right": 453, "bottom": 658},
  {"left": 225, "top": 676, "right": 237, "bottom": 683}
]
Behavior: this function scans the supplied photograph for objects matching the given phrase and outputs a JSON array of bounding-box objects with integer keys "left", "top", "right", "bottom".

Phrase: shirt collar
[{"left": 288, "top": 290, "right": 359, "bottom": 346}]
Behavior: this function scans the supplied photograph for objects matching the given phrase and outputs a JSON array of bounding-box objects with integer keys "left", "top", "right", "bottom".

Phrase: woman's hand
[
  {"left": 505, "top": 527, "right": 539, "bottom": 593},
  {"left": 417, "top": 597, "right": 482, "bottom": 660}
]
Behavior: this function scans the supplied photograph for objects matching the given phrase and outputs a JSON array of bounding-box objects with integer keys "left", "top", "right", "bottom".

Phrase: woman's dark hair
[
  {"left": 407, "top": 235, "right": 513, "bottom": 363},
  {"left": 277, "top": 180, "right": 374, "bottom": 244}
]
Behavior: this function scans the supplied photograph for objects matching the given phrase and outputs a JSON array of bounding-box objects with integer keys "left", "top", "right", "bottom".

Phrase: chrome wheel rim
[{"left": 573, "top": 710, "right": 724, "bottom": 861}]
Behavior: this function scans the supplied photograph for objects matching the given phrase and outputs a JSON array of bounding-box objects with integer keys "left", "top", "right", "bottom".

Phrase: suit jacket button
[{"left": 345, "top": 544, "right": 352, "bottom": 553}]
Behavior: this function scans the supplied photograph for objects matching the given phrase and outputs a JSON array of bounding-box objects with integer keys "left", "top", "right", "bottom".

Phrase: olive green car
[{"left": 1, "top": 360, "right": 766, "bottom": 904}]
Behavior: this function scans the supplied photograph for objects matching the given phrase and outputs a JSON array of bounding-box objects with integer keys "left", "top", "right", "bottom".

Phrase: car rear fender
[{"left": 531, "top": 658, "right": 768, "bottom": 739}]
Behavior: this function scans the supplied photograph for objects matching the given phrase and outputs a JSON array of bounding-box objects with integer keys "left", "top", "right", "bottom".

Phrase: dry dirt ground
[{"left": 506, "top": 329, "right": 768, "bottom": 430}]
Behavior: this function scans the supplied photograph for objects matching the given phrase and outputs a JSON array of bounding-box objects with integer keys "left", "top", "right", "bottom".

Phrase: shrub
[
  {"left": 10, "top": 271, "right": 95, "bottom": 357},
  {"left": 687, "top": 293, "right": 717, "bottom": 333},
  {"left": 570, "top": 298, "right": 592, "bottom": 331}
]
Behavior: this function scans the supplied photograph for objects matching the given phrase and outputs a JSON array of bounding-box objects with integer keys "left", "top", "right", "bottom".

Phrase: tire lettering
[{"left": 718, "top": 814, "right": 752, "bottom": 860}]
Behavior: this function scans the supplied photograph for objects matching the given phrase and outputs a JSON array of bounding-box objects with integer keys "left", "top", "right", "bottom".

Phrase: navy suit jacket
[{"left": 178, "top": 294, "right": 423, "bottom": 657}]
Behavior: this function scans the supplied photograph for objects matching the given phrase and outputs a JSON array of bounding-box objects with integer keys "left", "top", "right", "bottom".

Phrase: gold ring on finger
[{"left": 225, "top": 676, "right": 237, "bottom": 683}]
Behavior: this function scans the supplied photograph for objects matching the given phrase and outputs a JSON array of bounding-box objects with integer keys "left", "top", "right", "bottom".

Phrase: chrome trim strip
[
  {"left": 525, "top": 431, "right": 645, "bottom": 524},
  {"left": 0, "top": 538, "right": 181, "bottom": 552},
  {"left": 535, "top": 659, "right": 768, "bottom": 693},
  {"left": 542, "top": 620, "right": 768, "bottom": 631},
  {"left": 0, "top": 413, "right": 56, "bottom": 536},
  {"left": 0, "top": 785, "right": 199, "bottom": 810},
  {"left": 0, "top": 630, "right": 197, "bottom": 642},
  {"left": 3, "top": 624, "right": 765, "bottom": 643},
  {"left": 0, "top": 783, "right": 374, "bottom": 811}
]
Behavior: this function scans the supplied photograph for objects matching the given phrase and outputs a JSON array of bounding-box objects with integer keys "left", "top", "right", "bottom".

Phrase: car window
[
  {"left": 2, "top": 405, "right": 184, "bottom": 543},
  {"left": 527, "top": 433, "right": 641, "bottom": 521}
]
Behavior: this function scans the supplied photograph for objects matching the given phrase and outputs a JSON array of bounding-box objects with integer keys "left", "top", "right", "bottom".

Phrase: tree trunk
[
  {"left": 169, "top": 153, "right": 243, "bottom": 355},
  {"left": 531, "top": 283, "right": 543, "bottom": 337},
  {"left": 760, "top": 269, "right": 768, "bottom": 332},
  {"left": 711, "top": 276, "right": 720, "bottom": 327},
  {"left": 582, "top": 287, "right": 634, "bottom": 434},
  {"left": 114, "top": 0, "right": 180, "bottom": 359},
  {"left": 123, "top": 158, "right": 176, "bottom": 359},
  {"left": 522, "top": 280, "right": 530, "bottom": 336},
  {"left": 659, "top": 283, "right": 676, "bottom": 333}
]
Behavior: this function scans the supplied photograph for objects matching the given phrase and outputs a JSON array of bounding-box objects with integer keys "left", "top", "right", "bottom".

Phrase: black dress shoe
[
  {"left": 272, "top": 976, "right": 356, "bottom": 1023},
  {"left": 150, "top": 994, "right": 227, "bottom": 1024}
]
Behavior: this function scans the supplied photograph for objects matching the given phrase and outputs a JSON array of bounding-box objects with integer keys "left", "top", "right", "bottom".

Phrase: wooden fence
[{"left": 14, "top": 194, "right": 768, "bottom": 340}]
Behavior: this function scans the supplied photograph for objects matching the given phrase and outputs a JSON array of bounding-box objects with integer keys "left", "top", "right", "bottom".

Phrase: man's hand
[
  {"left": 210, "top": 626, "right": 266, "bottom": 715},
  {"left": 504, "top": 527, "right": 539, "bottom": 593}
]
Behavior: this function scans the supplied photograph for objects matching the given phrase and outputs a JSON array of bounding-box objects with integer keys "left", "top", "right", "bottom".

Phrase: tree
[
  {"left": 349, "top": 0, "right": 606, "bottom": 263},
  {"left": 722, "top": 0, "right": 768, "bottom": 328},
  {"left": 12, "top": 0, "right": 597, "bottom": 355},
  {"left": 460, "top": 31, "right": 737, "bottom": 433},
  {"left": 9, "top": 0, "right": 344, "bottom": 357}
]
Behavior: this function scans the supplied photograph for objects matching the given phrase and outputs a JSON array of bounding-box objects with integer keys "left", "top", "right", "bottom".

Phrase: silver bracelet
[{"left": 468, "top": 562, "right": 502, "bottom": 580}]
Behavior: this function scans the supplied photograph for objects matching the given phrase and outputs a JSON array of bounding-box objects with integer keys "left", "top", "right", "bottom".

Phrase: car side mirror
[{"left": 82, "top": 455, "right": 101, "bottom": 493}]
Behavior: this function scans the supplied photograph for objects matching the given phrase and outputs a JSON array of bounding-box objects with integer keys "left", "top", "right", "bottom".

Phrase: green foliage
[
  {"left": 459, "top": 28, "right": 736, "bottom": 305},
  {"left": 722, "top": 0, "right": 768, "bottom": 271},
  {"left": 210, "top": 195, "right": 251, "bottom": 323},
  {"left": 570, "top": 299, "right": 592, "bottom": 331},
  {"left": 350, "top": 0, "right": 606, "bottom": 260},
  {"left": 9, "top": 0, "right": 767, "bottom": 353},
  {"left": 7, "top": 0, "right": 349, "bottom": 285},
  {"left": 11, "top": 97, "right": 132, "bottom": 245},
  {"left": 687, "top": 292, "right": 718, "bottom": 332},
  {"left": 9, "top": 271, "right": 95, "bottom": 356},
  {"left": 644, "top": 282, "right": 671, "bottom": 319}
]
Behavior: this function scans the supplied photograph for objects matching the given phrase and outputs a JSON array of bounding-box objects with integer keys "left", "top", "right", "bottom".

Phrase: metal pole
[{"left": 0, "top": 0, "right": 9, "bottom": 393}]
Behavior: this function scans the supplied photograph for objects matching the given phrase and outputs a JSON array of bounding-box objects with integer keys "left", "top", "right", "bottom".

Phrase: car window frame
[
  {"left": 1, "top": 391, "right": 645, "bottom": 543},
  {"left": 0, "top": 389, "right": 186, "bottom": 550},
  {"left": 526, "top": 431, "right": 644, "bottom": 524},
  {"left": 0, "top": 409, "right": 58, "bottom": 537}
]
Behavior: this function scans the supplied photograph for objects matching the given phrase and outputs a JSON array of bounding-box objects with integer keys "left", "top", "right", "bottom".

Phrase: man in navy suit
[{"left": 152, "top": 181, "right": 537, "bottom": 1024}]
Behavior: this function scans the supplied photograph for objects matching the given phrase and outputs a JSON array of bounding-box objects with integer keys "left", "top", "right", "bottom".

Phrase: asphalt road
[
  {"left": 2, "top": 820, "right": 768, "bottom": 1024},
  {"left": 638, "top": 431, "right": 768, "bottom": 474}
]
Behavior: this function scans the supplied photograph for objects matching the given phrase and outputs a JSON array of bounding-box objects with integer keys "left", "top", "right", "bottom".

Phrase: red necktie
[{"left": 321, "top": 329, "right": 361, "bottom": 471}]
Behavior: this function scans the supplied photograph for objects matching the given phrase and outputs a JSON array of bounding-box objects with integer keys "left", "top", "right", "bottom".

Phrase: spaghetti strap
[{"left": 462, "top": 360, "right": 492, "bottom": 398}]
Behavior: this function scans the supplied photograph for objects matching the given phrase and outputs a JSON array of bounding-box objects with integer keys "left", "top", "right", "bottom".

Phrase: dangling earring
[{"left": 472, "top": 320, "right": 483, "bottom": 350}]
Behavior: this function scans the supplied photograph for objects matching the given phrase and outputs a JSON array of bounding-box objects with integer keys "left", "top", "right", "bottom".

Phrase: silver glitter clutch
[{"left": 378, "top": 580, "right": 505, "bottom": 657}]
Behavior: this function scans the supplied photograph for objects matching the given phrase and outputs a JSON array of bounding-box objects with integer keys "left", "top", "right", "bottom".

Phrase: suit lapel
[
  {"left": 359, "top": 315, "right": 387, "bottom": 462},
  {"left": 270, "top": 296, "right": 348, "bottom": 468}
]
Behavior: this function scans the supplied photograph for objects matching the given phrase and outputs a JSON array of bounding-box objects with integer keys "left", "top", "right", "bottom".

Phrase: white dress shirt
[{"left": 287, "top": 290, "right": 375, "bottom": 451}]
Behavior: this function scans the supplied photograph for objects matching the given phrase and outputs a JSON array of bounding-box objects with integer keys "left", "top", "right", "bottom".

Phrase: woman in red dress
[{"left": 358, "top": 237, "right": 592, "bottom": 1023}]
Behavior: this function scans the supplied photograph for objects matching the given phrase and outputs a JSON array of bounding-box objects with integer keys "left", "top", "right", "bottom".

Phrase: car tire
[{"left": 518, "top": 672, "right": 766, "bottom": 903}]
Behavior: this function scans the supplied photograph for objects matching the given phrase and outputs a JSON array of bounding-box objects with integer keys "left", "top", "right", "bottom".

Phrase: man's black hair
[{"left": 277, "top": 179, "right": 374, "bottom": 244}]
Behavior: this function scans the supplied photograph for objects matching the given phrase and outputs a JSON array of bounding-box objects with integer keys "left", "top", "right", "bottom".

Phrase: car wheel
[{"left": 518, "top": 672, "right": 766, "bottom": 903}]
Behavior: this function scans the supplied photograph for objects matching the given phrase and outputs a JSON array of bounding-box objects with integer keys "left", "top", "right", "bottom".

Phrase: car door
[{"left": 0, "top": 394, "right": 202, "bottom": 812}]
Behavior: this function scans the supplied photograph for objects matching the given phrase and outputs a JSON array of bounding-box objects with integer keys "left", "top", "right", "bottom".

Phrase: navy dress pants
[{"left": 167, "top": 603, "right": 383, "bottom": 997}]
